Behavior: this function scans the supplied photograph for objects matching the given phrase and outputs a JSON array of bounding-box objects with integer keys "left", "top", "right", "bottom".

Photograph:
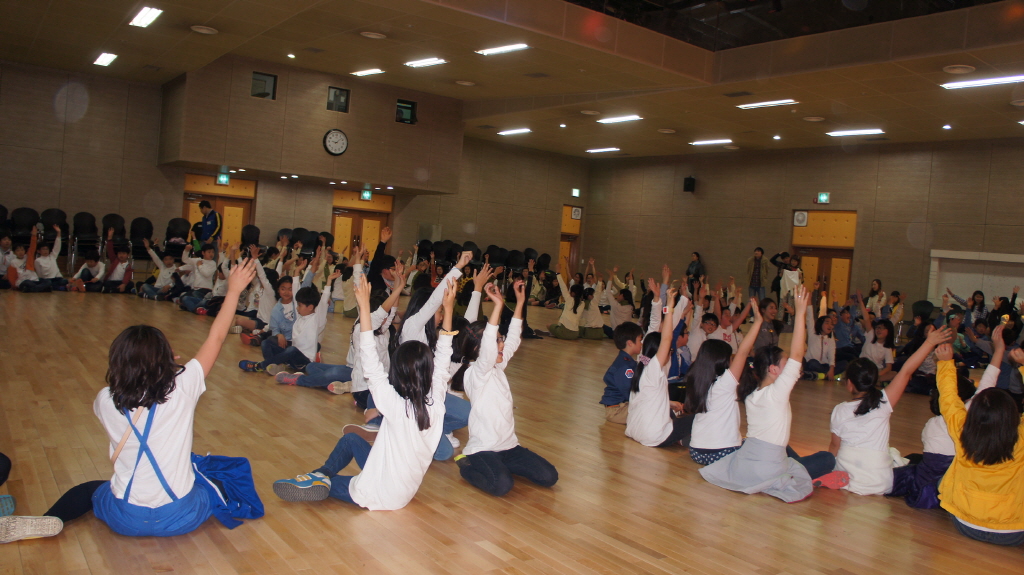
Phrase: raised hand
[
  {"left": 527, "top": 259, "right": 535, "bottom": 272},
  {"left": 107, "top": 227, "right": 114, "bottom": 240},
  {"left": 794, "top": 284, "right": 810, "bottom": 309},
  {"left": 393, "top": 260, "right": 406, "bottom": 280},
  {"left": 473, "top": 263, "right": 494, "bottom": 291},
  {"left": 750, "top": 297, "right": 762, "bottom": 322},
  {"left": 328, "top": 268, "right": 342, "bottom": 283},
  {"left": 379, "top": 227, "right": 392, "bottom": 243},
  {"left": 666, "top": 287, "right": 678, "bottom": 306},
  {"left": 992, "top": 325, "right": 1006, "bottom": 353},
  {"left": 647, "top": 277, "right": 657, "bottom": 295},
  {"left": 442, "top": 278, "right": 457, "bottom": 311},
  {"left": 142, "top": 238, "right": 150, "bottom": 249},
  {"left": 513, "top": 278, "right": 526, "bottom": 302},
  {"left": 457, "top": 250, "right": 473, "bottom": 269},
  {"left": 661, "top": 264, "right": 671, "bottom": 286},
  {"left": 227, "top": 259, "right": 257, "bottom": 294},
  {"left": 927, "top": 325, "right": 953, "bottom": 347},
  {"left": 353, "top": 274, "right": 371, "bottom": 309},
  {"left": 935, "top": 343, "right": 953, "bottom": 362},
  {"left": 1009, "top": 347, "right": 1024, "bottom": 365},
  {"left": 484, "top": 282, "right": 503, "bottom": 305}
]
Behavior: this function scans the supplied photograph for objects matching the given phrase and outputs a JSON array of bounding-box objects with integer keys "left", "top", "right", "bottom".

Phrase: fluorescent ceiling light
[
  {"left": 826, "top": 129, "right": 884, "bottom": 137},
  {"left": 773, "top": 135, "right": 781, "bottom": 140},
  {"left": 737, "top": 99, "right": 797, "bottom": 109},
  {"left": 597, "top": 115, "right": 642, "bottom": 124},
  {"left": 280, "top": 176, "right": 287, "bottom": 179},
  {"left": 1019, "top": 121, "right": 1024, "bottom": 125},
  {"left": 690, "top": 139, "right": 732, "bottom": 146},
  {"left": 586, "top": 147, "right": 620, "bottom": 153},
  {"left": 129, "top": 7, "right": 163, "bottom": 27},
  {"left": 943, "top": 125, "right": 952, "bottom": 130},
  {"left": 329, "top": 182, "right": 336, "bottom": 185},
  {"left": 351, "top": 68, "right": 383, "bottom": 76},
  {"left": 94, "top": 53, "right": 117, "bottom": 66},
  {"left": 287, "top": 54, "right": 295, "bottom": 59},
  {"left": 340, "top": 181, "right": 347, "bottom": 184},
  {"left": 387, "top": 186, "right": 394, "bottom": 190},
  {"left": 942, "top": 75, "right": 1024, "bottom": 89},
  {"left": 291, "top": 175, "right": 298, "bottom": 178},
  {"left": 498, "top": 128, "right": 531, "bottom": 135},
  {"left": 237, "top": 169, "right": 245, "bottom": 172},
  {"left": 559, "top": 124, "right": 566, "bottom": 128},
  {"left": 475, "top": 43, "right": 529, "bottom": 55},
  {"left": 405, "top": 58, "right": 446, "bottom": 68},
  {"left": 229, "top": 170, "right": 236, "bottom": 173}
]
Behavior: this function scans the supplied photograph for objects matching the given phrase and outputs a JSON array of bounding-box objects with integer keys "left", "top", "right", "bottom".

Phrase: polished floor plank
[{"left": 0, "top": 291, "right": 1021, "bottom": 574}]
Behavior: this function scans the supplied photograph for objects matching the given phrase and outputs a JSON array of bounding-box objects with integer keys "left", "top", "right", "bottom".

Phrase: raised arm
[
  {"left": 144, "top": 238, "right": 164, "bottom": 270},
  {"left": 194, "top": 259, "right": 257, "bottom": 376},
  {"left": 647, "top": 277, "right": 664, "bottom": 335},
  {"left": 855, "top": 289, "right": 872, "bottom": 334},
  {"left": 979, "top": 326, "right": 1007, "bottom": 393},
  {"left": 405, "top": 252, "right": 468, "bottom": 336},
  {"left": 791, "top": 285, "right": 809, "bottom": 363},
  {"left": 934, "top": 344, "right": 966, "bottom": 436},
  {"left": 730, "top": 298, "right": 752, "bottom": 331},
  {"left": 655, "top": 288, "right": 677, "bottom": 367},
  {"left": 465, "top": 263, "right": 494, "bottom": 323},
  {"left": 731, "top": 297, "right": 763, "bottom": 379},
  {"left": 887, "top": 326, "right": 953, "bottom": 408}
]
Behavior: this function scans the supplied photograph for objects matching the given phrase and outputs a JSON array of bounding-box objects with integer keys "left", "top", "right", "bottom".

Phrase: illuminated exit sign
[{"left": 815, "top": 192, "right": 830, "bottom": 204}]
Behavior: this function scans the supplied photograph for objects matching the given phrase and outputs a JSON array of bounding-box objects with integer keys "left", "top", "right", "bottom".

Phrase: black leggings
[
  {"left": 459, "top": 446, "right": 558, "bottom": 497},
  {"left": 656, "top": 414, "right": 695, "bottom": 448},
  {"left": 0, "top": 452, "right": 10, "bottom": 487},
  {"left": 45, "top": 481, "right": 105, "bottom": 522}
]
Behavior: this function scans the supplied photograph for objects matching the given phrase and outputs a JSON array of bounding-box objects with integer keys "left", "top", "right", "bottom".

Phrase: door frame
[
  {"left": 332, "top": 208, "right": 391, "bottom": 259},
  {"left": 792, "top": 246, "right": 854, "bottom": 306}
]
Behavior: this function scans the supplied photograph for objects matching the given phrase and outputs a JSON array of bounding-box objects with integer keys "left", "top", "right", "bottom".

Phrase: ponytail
[
  {"left": 738, "top": 345, "right": 784, "bottom": 402},
  {"left": 570, "top": 284, "right": 583, "bottom": 314},
  {"left": 450, "top": 318, "right": 485, "bottom": 392},
  {"left": 845, "top": 358, "right": 884, "bottom": 415},
  {"left": 631, "top": 332, "right": 662, "bottom": 393}
]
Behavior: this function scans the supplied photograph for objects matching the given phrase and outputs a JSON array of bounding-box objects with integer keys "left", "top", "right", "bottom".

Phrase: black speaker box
[{"left": 683, "top": 176, "right": 696, "bottom": 193}]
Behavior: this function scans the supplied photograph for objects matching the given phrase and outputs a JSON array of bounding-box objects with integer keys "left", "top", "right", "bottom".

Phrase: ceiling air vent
[
  {"left": 524, "top": 72, "right": 549, "bottom": 78},
  {"left": 723, "top": 91, "right": 753, "bottom": 97}
]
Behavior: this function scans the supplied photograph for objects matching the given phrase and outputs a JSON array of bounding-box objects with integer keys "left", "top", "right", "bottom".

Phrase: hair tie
[{"left": 638, "top": 354, "right": 651, "bottom": 366}]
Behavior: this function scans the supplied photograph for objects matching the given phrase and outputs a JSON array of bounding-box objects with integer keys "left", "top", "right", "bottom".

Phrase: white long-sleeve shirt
[
  {"left": 399, "top": 266, "right": 463, "bottom": 346},
  {"left": 744, "top": 359, "right": 802, "bottom": 447},
  {"left": 626, "top": 356, "right": 673, "bottom": 447},
  {"left": 463, "top": 320, "right": 522, "bottom": 455},
  {"left": 290, "top": 281, "right": 332, "bottom": 361},
  {"left": 805, "top": 303, "right": 835, "bottom": 366},
  {"left": 347, "top": 305, "right": 397, "bottom": 393},
  {"left": 34, "top": 236, "right": 62, "bottom": 279},
  {"left": 147, "top": 248, "right": 177, "bottom": 289},
  {"left": 74, "top": 261, "right": 105, "bottom": 280},
  {"left": 580, "top": 282, "right": 605, "bottom": 329},
  {"left": 555, "top": 274, "right": 582, "bottom": 331},
  {"left": 348, "top": 330, "right": 452, "bottom": 511},
  {"left": 181, "top": 254, "right": 216, "bottom": 291},
  {"left": 253, "top": 263, "right": 276, "bottom": 323},
  {"left": 921, "top": 364, "right": 1001, "bottom": 455}
]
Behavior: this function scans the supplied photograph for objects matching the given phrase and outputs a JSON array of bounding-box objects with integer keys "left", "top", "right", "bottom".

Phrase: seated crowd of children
[{"left": 2, "top": 227, "right": 1022, "bottom": 550}]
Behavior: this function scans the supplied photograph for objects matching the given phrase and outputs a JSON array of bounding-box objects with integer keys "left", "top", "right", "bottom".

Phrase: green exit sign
[
  {"left": 216, "top": 173, "right": 230, "bottom": 185},
  {"left": 360, "top": 189, "right": 373, "bottom": 201},
  {"left": 816, "top": 192, "right": 830, "bottom": 204}
]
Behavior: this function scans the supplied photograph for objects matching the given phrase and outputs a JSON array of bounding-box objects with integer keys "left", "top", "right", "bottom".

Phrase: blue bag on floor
[{"left": 191, "top": 453, "right": 264, "bottom": 529}]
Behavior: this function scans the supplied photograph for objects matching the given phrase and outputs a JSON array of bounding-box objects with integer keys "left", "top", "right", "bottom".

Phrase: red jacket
[{"left": 104, "top": 240, "right": 132, "bottom": 285}]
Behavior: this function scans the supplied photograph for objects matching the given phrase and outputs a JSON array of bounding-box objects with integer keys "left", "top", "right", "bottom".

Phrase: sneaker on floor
[
  {"left": 239, "top": 332, "right": 259, "bottom": 346},
  {"left": 343, "top": 423, "right": 379, "bottom": 444},
  {"left": 275, "top": 372, "right": 300, "bottom": 386},
  {"left": 327, "top": 381, "right": 350, "bottom": 395},
  {"left": 229, "top": 325, "right": 243, "bottom": 334},
  {"left": 446, "top": 432, "right": 460, "bottom": 449},
  {"left": 0, "top": 495, "right": 14, "bottom": 517},
  {"left": 195, "top": 307, "right": 208, "bottom": 316},
  {"left": 238, "top": 360, "right": 264, "bottom": 373},
  {"left": 272, "top": 472, "right": 331, "bottom": 502},
  {"left": 265, "top": 364, "right": 287, "bottom": 376},
  {"left": 0, "top": 516, "right": 63, "bottom": 544},
  {"left": 813, "top": 470, "right": 850, "bottom": 490}
]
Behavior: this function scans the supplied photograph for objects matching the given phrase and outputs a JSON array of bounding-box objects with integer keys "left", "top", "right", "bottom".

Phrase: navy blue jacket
[
  {"left": 200, "top": 210, "right": 222, "bottom": 242},
  {"left": 600, "top": 350, "right": 636, "bottom": 406}
]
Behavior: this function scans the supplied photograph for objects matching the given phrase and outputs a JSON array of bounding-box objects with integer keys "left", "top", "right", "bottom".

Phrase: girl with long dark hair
[
  {"left": 272, "top": 276, "right": 456, "bottom": 510},
  {"left": 1, "top": 260, "right": 259, "bottom": 544},
  {"left": 546, "top": 256, "right": 584, "bottom": 340},
  {"left": 856, "top": 289, "right": 897, "bottom": 382}
]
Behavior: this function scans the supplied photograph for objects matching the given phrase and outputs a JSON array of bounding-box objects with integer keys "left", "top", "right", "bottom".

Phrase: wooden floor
[{"left": 1, "top": 291, "right": 1021, "bottom": 574}]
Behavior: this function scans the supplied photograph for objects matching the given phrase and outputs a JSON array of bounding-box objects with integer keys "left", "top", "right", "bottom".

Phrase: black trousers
[
  {"left": 459, "top": 445, "right": 558, "bottom": 497},
  {"left": 0, "top": 452, "right": 10, "bottom": 486}
]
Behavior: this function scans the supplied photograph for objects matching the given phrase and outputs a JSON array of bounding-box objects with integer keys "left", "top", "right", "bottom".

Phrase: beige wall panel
[
  {"left": 124, "top": 84, "right": 162, "bottom": 164},
  {"left": 62, "top": 75, "right": 129, "bottom": 159},
  {"left": 0, "top": 144, "right": 63, "bottom": 211},
  {"left": 0, "top": 64, "right": 67, "bottom": 151},
  {"left": 982, "top": 224, "right": 1024, "bottom": 254},
  {"left": 875, "top": 148, "right": 932, "bottom": 222},
  {"left": 180, "top": 58, "right": 232, "bottom": 164},
  {"left": 158, "top": 76, "right": 185, "bottom": 165},
  {"left": 118, "top": 161, "right": 182, "bottom": 229},
  {"left": 280, "top": 70, "right": 342, "bottom": 177},
  {"left": 59, "top": 152, "right": 123, "bottom": 218},
  {"left": 827, "top": 22, "right": 893, "bottom": 67}
]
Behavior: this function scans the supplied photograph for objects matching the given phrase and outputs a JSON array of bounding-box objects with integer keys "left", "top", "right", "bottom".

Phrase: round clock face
[{"left": 323, "top": 129, "right": 348, "bottom": 156}]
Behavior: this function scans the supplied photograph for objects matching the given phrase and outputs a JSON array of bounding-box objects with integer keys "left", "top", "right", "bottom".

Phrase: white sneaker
[
  {"left": 0, "top": 516, "right": 63, "bottom": 544},
  {"left": 229, "top": 325, "right": 243, "bottom": 334},
  {"left": 446, "top": 432, "right": 460, "bottom": 449},
  {"left": 327, "top": 381, "right": 351, "bottom": 395}
]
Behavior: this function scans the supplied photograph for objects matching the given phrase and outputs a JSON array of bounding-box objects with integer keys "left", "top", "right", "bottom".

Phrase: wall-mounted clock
[{"left": 323, "top": 129, "right": 348, "bottom": 156}]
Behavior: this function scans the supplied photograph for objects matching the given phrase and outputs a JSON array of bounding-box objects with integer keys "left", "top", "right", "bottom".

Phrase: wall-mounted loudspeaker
[{"left": 683, "top": 176, "right": 696, "bottom": 193}]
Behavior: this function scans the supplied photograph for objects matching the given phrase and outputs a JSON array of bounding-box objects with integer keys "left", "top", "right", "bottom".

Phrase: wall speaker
[{"left": 683, "top": 176, "right": 696, "bottom": 193}]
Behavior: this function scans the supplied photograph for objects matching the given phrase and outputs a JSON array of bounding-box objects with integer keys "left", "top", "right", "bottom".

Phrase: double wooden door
[
  {"left": 332, "top": 209, "right": 389, "bottom": 259},
  {"left": 793, "top": 247, "right": 853, "bottom": 307},
  {"left": 183, "top": 195, "right": 252, "bottom": 247}
]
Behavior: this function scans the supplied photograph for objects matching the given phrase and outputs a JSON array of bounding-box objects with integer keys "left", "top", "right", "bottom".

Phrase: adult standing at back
[
  {"left": 747, "top": 247, "right": 769, "bottom": 302},
  {"left": 199, "top": 201, "right": 222, "bottom": 244},
  {"left": 686, "top": 252, "right": 705, "bottom": 299}
]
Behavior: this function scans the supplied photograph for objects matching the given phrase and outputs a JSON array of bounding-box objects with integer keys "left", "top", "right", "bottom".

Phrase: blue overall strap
[{"left": 121, "top": 404, "right": 179, "bottom": 503}]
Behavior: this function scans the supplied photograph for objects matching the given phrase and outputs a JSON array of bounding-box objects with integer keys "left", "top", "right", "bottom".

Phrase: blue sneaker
[
  {"left": 238, "top": 360, "right": 264, "bottom": 373},
  {"left": 0, "top": 495, "right": 14, "bottom": 517},
  {"left": 273, "top": 472, "right": 330, "bottom": 502}
]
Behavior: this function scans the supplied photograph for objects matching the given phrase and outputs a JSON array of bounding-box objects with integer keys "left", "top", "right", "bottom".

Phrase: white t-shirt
[
  {"left": 830, "top": 389, "right": 893, "bottom": 453},
  {"left": 399, "top": 267, "right": 462, "bottom": 346},
  {"left": 348, "top": 330, "right": 451, "bottom": 511},
  {"left": 34, "top": 236, "right": 61, "bottom": 279},
  {"left": 291, "top": 283, "right": 332, "bottom": 361},
  {"left": 347, "top": 306, "right": 396, "bottom": 393},
  {"left": 462, "top": 320, "right": 522, "bottom": 455},
  {"left": 106, "top": 260, "right": 129, "bottom": 283},
  {"left": 74, "top": 261, "right": 105, "bottom": 280},
  {"left": 183, "top": 256, "right": 216, "bottom": 291},
  {"left": 690, "top": 370, "right": 743, "bottom": 450},
  {"left": 609, "top": 301, "right": 634, "bottom": 330},
  {"left": 625, "top": 357, "right": 674, "bottom": 447},
  {"left": 860, "top": 331, "right": 893, "bottom": 370},
  {"left": 921, "top": 415, "right": 955, "bottom": 456},
  {"left": 94, "top": 359, "right": 205, "bottom": 507},
  {"left": 744, "top": 359, "right": 802, "bottom": 447}
]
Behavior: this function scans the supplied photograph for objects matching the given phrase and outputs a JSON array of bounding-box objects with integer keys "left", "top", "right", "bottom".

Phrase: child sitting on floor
[
  {"left": 139, "top": 239, "right": 178, "bottom": 300},
  {"left": 34, "top": 225, "right": 67, "bottom": 290},
  {"left": 69, "top": 250, "right": 105, "bottom": 292}
]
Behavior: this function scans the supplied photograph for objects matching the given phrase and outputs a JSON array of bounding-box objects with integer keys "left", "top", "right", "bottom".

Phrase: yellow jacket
[{"left": 936, "top": 360, "right": 1024, "bottom": 530}]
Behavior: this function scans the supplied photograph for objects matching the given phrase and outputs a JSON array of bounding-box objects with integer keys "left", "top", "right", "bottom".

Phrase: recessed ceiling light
[
  {"left": 597, "top": 115, "right": 642, "bottom": 124},
  {"left": 942, "top": 75, "right": 1024, "bottom": 89},
  {"left": 580, "top": 110, "right": 600, "bottom": 115},
  {"left": 229, "top": 170, "right": 236, "bottom": 173},
  {"left": 405, "top": 58, "right": 446, "bottom": 68},
  {"left": 329, "top": 182, "right": 336, "bottom": 185},
  {"left": 375, "top": 187, "right": 381, "bottom": 190},
  {"left": 737, "top": 99, "right": 798, "bottom": 109},
  {"left": 94, "top": 53, "right": 117, "bottom": 66},
  {"left": 129, "top": 7, "right": 163, "bottom": 28},
  {"left": 773, "top": 135, "right": 781, "bottom": 140},
  {"left": 657, "top": 128, "right": 676, "bottom": 134},
  {"left": 281, "top": 176, "right": 287, "bottom": 179},
  {"left": 943, "top": 64, "right": 976, "bottom": 74},
  {"left": 361, "top": 31, "right": 387, "bottom": 39},
  {"left": 340, "top": 181, "right": 347, "bottom": 184},
  {"left": 190, "top": 25, "right": 218, "bottom": 35},
  {"left": 690, "top": 139, "right": 732, "bottom": 146},
  {"left": 803, "top": 116, "right": 825, "bottom": 122},
  {"left": 559, "top": 124, "right": 567, "bottom": 128},
  {"left": 291, "top": 175, "right": 298, "bottom": 178},
  {"left": 387, "top": 186, "right": 393, "bottom": 190},
  {"left": 475, "top": 43, "right": 530, "bottom": 55},
  {"left": 498, "top": 128, "right": 531, "bottom": 135},
  {"left": 1019, "top": 121, "right": 1024, "bottom": 125},
  {"left": 455, "top": 80, "right": 476, "bottom": 86},
  {"left": 724, "top": 145, "right": 740, "bottom": 150},
  {"left": 943, "top": 124, "right": 952, "bottom": 130},
  {"left": 237, "top": 168, "right": 245, "bottom": 172},
  {"left": 287, "top": 54, "right": 295, "bottom": 59},
  {"left": 351, "top": 68, "right": 383, "bottom": 76},
  {"left": 826, "top": 129, "right": 884, "bottom": 136},
  {"left": 586, "top": 147, "right": 620, "bottom": 153}
]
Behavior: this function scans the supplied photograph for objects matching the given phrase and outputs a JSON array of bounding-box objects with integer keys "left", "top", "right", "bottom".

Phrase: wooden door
[
  {"left": 558, "top": 240, "right": 572, "bottom": 273},
  {"left": 332, "top": 213, "right": 354, "bottom": 258},
  {"left": 360, "top": 215, "right": 387, "bottom": 258},
  {"left": 792, "top": 247, "right": 853, "bottom": 309},
  {"left": 802, "top": 256, "right": 819, "bottom": 294},
  {"left": 830, "top": 258, "right": 851, "bottom": 308},
  {"left": 183, "top": 195, "right": 252, "bottom": 247}
]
